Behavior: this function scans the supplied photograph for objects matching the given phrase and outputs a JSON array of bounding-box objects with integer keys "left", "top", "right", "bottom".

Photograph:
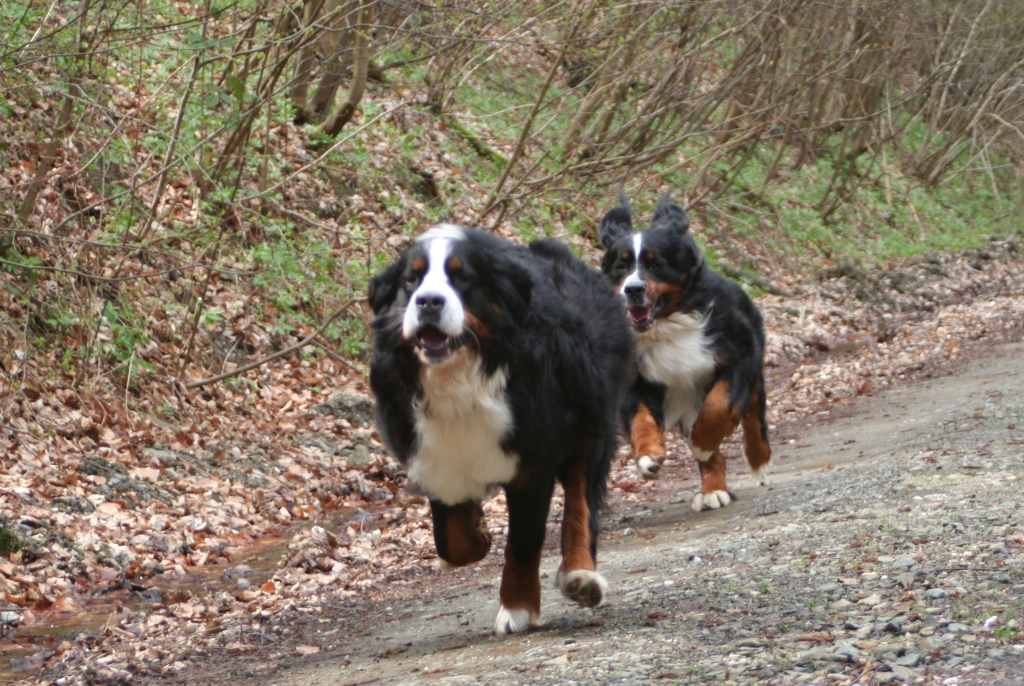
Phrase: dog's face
[
  {"left": 599, "top": 196, "right": 702, "bottom": 333},
  {"left": 369, "top": 225, "right": 531, "bottom": 364}
]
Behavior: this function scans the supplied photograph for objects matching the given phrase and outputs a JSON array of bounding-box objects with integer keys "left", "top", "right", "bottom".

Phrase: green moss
[{"left": 0, "top": 528, "right": 21, "bottom": 558}]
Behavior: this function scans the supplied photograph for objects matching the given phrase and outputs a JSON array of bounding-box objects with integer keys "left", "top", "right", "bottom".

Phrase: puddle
[{"left": 0, "top": 508, "right": 362, "bottom": 683}]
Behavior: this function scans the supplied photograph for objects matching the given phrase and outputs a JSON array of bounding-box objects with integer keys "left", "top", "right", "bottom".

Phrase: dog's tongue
[
  {"left": 418, "top": 326, "right": 449, "bottom": 348},
  {"left": 628, "top": 306, "right": 651, "bottom": 324}
]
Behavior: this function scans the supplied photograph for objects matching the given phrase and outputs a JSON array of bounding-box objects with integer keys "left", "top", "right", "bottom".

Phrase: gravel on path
[{"left": 270, "top": 341, "right": 1024, "bottom": 686}]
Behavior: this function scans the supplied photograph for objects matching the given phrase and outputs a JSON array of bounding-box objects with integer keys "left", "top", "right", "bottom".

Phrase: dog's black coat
[
  {"left": 599, "top": 196, "right": 769, "bottom": 484},
  {"left": 369, "top": 228, "right": 632, "bottom": 620}
]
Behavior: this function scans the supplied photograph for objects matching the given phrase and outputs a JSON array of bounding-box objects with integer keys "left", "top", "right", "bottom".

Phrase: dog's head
[
  {"left": 368, "top": 225, "right": 532, "bottom": 364},
  {"left": 599, "top": 194, "right": 702, "bottom": 333}
]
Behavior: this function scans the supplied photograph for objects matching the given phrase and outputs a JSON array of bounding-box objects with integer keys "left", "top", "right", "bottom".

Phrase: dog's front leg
[
  {"left": 430, "top": 499, "right": 492, "bottom": 571},
  {"left": 632, "top": 402, "right": 667, "bottom": 480},
  {"left": 495, "top": 478, "right": 554, "bottom": 635}
]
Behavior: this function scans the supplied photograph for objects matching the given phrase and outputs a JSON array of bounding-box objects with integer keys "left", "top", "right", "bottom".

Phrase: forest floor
[
  {"left": 2, "top": 239, "right": 1024, "bottom": 685},
  {"left": 241, "top": 339, "right": 1024, "bottom": 686}
]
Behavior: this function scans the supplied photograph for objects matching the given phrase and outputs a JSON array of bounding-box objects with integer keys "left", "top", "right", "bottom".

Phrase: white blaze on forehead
[
  {"left": 418, "top": 223, "right": 465, "bottom": 243},
  {"left": 402, "top": 232, "right": 466, "bottom": 339},
  {"left": 620, "top": 232, "right": 645, "bottom": 295}
]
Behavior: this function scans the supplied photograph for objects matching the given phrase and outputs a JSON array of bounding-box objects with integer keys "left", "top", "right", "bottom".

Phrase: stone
[
  {"left": 892, "top": 555, "right": 918, "bottom": 569},
  {"left": 925, "top": 588, "right": 948, "bottom": 599},
  {"left": 858, "top": 594, "right": 882, "bottom": 607},
  {"left": 885, "top": 617, "right": 907, "bottom": 633},
  {"left": 895, "top": 652, "right": 923, "bottom": 667},
  {"left": 891, "top": 664, "right": 918, "bottom": 679},
  {"left": 348, "top": 444, "right": 374, "bottom": 468}
]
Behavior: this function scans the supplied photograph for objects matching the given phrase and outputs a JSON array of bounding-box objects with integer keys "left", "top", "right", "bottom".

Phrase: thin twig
[
  {"left": 312, "top": 337, "right": 363, "bottom": 373},
  {"left": 185, "top": 300, "right": 356, "bottom": 389}
]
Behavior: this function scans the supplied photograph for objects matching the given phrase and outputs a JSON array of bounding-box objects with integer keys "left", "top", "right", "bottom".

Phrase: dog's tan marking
[
  {"left": 412, "top": 258, "right": 425, "bottom": 272},
  {"left": 465, "top": 312, "right": 491, "bottom": 338},
  {"left": 441, "top": 501, "right": 492, "bottom": 566},
  {"left": 499, "top": 546, "right": 542, "bottom": 617},
  {"left": 741, "top": 390, "right": 771, "bottom": 471},
  {"left": 559, "top": 449, "right": 594, "bottom": 575},
  {"left": 447, "top": 256, "right": 462, "bottom": 271},
  {"left": 690, "top": 380, "right": 740, "bottom": 457},
  {"left": 698, "top": 450, "right": 728, "bottom": 492},
  {"left": 631, "top": 403, "right": 666, "bottom": 460}
]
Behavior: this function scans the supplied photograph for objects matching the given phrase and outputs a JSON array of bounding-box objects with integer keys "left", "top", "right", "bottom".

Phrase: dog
[
  {"left": 368, "top": 225, "right": 633, "bottom": 635},
  {"left": 598, "top": 195, "right": 771, "bottom": 511}
]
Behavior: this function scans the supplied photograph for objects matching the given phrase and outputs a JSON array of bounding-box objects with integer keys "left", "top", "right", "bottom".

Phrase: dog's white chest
[
  {"left": 409, "top": 353, "right": 518, "bottom": 505},
  {"left": 637, "top": 312, "right": 716, "bottom": 433}
]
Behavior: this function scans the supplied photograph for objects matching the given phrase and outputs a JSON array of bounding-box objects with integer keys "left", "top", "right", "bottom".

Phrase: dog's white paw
[
  {"left": 692, "top": 490, "right": 731, "bottom": 512},
  {"left": 636, "top": 455, "right": 663, "bottom": 481},
  {"left": 556, "top": 569, "right": 609, "bottom": 608},
  {"left": 438, "top": 558, "right": 455, "bottom": 574},
  {"left": 494, "top": 606, "right": 533, "bottom": 636},
  {"left": 750, "top": 466, "right": 770, "bottom": 486}
]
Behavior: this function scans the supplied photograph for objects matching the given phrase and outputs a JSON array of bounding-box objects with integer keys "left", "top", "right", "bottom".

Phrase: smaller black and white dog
[
  {"left": 369, "top": 226, "right": 632, "bottom": 635},
  {"left": 599, "top": 195, "right": 771, "bottom": 512}
]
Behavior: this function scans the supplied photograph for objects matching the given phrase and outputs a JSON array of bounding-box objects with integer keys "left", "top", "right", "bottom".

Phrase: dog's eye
[{"left": 405, "top": 273, "right": 420, "bottom": 290}]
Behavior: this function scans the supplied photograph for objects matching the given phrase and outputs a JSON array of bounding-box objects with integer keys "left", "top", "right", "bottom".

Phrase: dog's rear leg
[
  {"left": 556, "top": 447, "right": 609, "bottom": 609},
  {"left": 741, "top": 384, "right": 771, "bottom": 485},
  {"left": 495, "top": 479, "right": 554, "bottom": 635},
  {"left": 632, "top": 402, "right": 666, "bottom": 480}
]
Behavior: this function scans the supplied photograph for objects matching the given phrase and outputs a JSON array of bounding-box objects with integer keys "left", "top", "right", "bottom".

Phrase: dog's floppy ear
[
  {"left": 490, "top": 253, "right": 533, "bottom": 323},
  {"left": 598, "top": 190, "right": 633, "bottom": 249},
  {"left": 650, "top": 192, "right": 690, "bottom": 235},
  {"left": 368, "top": 262, "right": 404, "bottom": 315}
]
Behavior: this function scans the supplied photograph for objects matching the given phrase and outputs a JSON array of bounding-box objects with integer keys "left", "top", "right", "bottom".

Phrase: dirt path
[{"left": 158, "top": 340, "right": 1021, "bottom": 686}]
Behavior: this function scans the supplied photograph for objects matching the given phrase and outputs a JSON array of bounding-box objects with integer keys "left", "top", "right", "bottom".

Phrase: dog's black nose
[
  {"left": 416, "top": 293, "right": 446, "bottom": 313},
  {"left": 624, "top": 282, "right": 646, "bottom": 298}
]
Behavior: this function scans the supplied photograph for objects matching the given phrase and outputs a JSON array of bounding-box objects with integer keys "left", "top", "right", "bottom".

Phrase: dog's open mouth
[
  {"left": 415, "top": 324, "right": 464, "bottom": 362},
  {"left": 627, "top": 306, "right": 654, "bottom": 332}
]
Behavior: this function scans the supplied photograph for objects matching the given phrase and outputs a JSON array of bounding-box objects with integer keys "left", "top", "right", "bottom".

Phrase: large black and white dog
[
  {"left": 599, "top": 195, "right": 771, "bottom": 512},
  {"left": 369, "top": 225, "right": 632, "bottom": 635}
]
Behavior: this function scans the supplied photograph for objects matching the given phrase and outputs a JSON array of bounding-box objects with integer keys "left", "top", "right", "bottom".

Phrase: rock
[
  {"left": 831, "top": 599, "right": 854, "bottom": 609},
  {"left": 237, "top": 578, "right": 252, "bottom": 591},
  {"left": 987, "top": 648, "right": 1006, "bottom": 659},
  {"left": 313, "top": 393, "right": 376, "bottom": 425},
  {"left": 0, "top": 611, "right": 21, "bottom": 624},
  {"left": 796, "top": 647, "right": 828, "bottom": 665},
  {"left": 222, "top": 564, "right": 254, "bottom": 579},
  {"left": 858, "top": 594, "right": 882, "bottom": 606},
  {"left": 892, "top": 555, "right": 917, "bottom": 569},
  {"left": 885, "top": 617, "right": 907, "bottom": 633},
  {"left": 925, "top": 588, "right": 948, "bottom": 599},
  {"left": 895, "top": 652, "right": 923, "bottom": 667},
  {"left": 78, "top": 455, "right": 129, "bottom": 477},
  {"left": 844, "top": 619, "right": 863, "bottom": 631},
  {"left": 348, "top": 444, "right": 374, "bottom": 468},
  {"left": 891, "top": 664, "right": 918, "bottom": 679},
  {"left": 946, "top": 623, "right": 969, "bottom": 633},
  {"left": 833, "top": 645, "right": 863, "bottom": 662},
  {"left": 52, "top": 495, "right": 96, "bottom": 515}
]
